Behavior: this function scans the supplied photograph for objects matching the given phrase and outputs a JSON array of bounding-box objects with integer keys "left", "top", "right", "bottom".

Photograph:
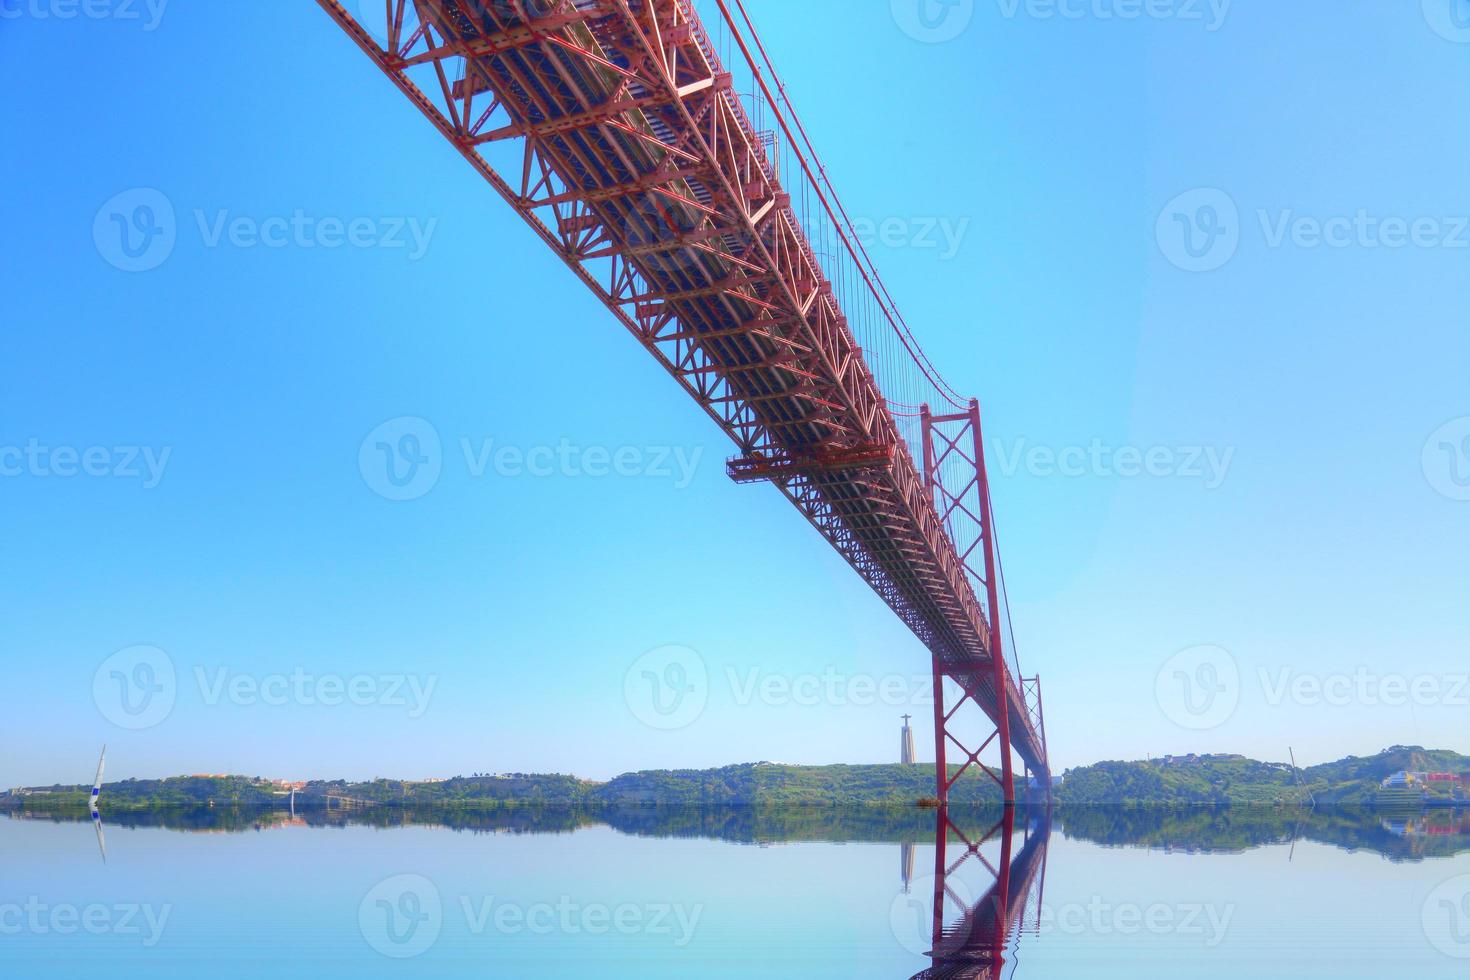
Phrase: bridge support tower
[{"left": 922, "top": 399, "right": 1018, "bottom": 808}]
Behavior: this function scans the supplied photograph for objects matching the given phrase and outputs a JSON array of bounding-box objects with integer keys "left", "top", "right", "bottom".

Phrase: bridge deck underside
[{"left": 327, "top": 0, "right": 1044, "bottom": 774}]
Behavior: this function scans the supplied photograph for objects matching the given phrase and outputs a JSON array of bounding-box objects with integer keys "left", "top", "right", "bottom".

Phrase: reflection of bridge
[
  {"left": 316, "top": 0, "right": 1049, "bottom": 803},
  {"left": 913, "top": 809, "right": 1052, "bottom": 980}
]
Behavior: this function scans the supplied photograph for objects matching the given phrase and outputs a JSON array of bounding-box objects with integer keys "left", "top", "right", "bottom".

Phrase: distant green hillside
[
  {"left": 1059, "top": 746, "right": 1470, "bottom": 807},
  {"left": 5, "top": 747, "right": 1465, "bottom": 812},
  {"left": 1058, "top": 755, "right": 1304, "bottom": 806},
  {"left": 1, "top": 763, "right": 997, "bottom": 812},
  {"left": 1, "top": 775, "right": 289, "bottom": 811},
  {"left": 0, "top": 773, "right": 599, "bottom": 813},
  {"left": 306, "top": 773, "right": 597, "bottom": 807},
  {"left": 1303, "top": 747, "right": 1470, "bottom": 805},
  {"left": 595, "top": 763, "right": 1000, "bottom": 807}
]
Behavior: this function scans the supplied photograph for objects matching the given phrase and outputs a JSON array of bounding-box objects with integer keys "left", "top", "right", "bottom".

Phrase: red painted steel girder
[{"left": 314, "top": 0, "right": 1047, "bottom": 777}]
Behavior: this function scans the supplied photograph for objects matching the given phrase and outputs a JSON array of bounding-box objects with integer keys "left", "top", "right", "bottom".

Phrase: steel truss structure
[{"left": 317, "top": 0, "right": 1048, "bottom": 797}]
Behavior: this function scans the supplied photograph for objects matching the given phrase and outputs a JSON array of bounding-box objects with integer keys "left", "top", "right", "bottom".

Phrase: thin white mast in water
[
  {"left": 92, "top": 746, "right": 108, "bottom": 863},
  {"left": 92, "top": 746, "right": 107, "bottom": 808}
]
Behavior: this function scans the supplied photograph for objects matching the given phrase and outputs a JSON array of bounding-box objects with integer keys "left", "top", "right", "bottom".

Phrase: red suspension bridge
[{"left": 318, "top": 0, "right": 1050, "bottom": 807}]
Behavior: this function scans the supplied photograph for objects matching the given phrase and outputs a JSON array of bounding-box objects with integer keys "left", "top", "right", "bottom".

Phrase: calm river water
[{"left": 3, "top": 806, "right": 1468, "bottom": 977}]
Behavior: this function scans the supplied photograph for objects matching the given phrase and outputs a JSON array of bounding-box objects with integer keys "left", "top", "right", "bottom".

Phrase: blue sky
[{"left": 2, "top": 0, "right": 1468, "bottom": 786}]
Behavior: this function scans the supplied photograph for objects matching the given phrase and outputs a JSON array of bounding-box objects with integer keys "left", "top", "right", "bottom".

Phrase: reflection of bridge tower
[
  {"left": 901, "top": 840, "right": 916, "bottom": 893},
  {"left": 901, "top": 714, "right": 917, "bottom": 765},
  {"left": 911, "top": 808, "right": 1052, "bottom": 980}
]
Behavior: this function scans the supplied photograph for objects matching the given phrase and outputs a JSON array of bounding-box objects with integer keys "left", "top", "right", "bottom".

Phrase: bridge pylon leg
[
  {"left": 928, "top": 661, "right": 1016, "bottom": 808},
  {"left": 922, "top": 400, "right": 1017, "bottom": 808}
]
